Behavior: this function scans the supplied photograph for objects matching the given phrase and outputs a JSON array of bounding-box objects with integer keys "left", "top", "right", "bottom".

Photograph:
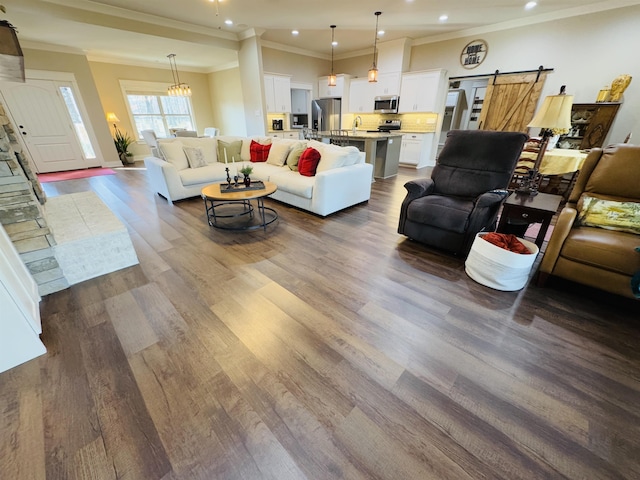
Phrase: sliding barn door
[{"left": 478, "top": 71, "right": 548, "bottom": 132}]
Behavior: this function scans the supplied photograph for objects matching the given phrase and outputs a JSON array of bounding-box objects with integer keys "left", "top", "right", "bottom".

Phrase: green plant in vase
[
  {"left": 239, "top": 164, "right": 253, "bottom": 187},
  {"left": 114, "top": 128, "right": 135, "bottom": 164}
]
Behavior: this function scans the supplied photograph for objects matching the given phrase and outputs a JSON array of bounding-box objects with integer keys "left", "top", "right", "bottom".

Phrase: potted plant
[
  {"left": 114, "top": 129, "right": 135, "bottom": 165},
  {"left": 239, "top": 164, "right": 253, "bottom": 187}
]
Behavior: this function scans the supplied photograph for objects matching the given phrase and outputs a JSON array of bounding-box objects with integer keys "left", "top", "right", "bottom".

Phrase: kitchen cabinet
[
  {"left": 318, "top": 74, "right": 350, "bottom": 98},
  {"left": 557, "top": 102, "right": 620, "bottom": 150},
  {"left": 1, "top": 223, "right": 45, "bottom": 374},
  {"left": 291, "top": 89, "right": 308, "bottom": 114},
  {"left": 268, "top": 130, "right": 301, "bottom": 140},
  {"left": 264, "top": 74, "right": 292, "bottom": 113},
  {"left": 399, "top": 133, "right": 436, "bottom": 168},
  {"left": 375, "top": 72, "right": 401, "bottom": 96},
  {"left": 348, "top": 78, "right": 375, "bottom": 113},
  {"left": 399, "top": 70, "right": 445, "bottom": 113}
]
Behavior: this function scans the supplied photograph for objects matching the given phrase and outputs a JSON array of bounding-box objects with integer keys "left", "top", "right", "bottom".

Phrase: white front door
[{"left": 0, "top": 79, "right": 97, "bottom": 173}]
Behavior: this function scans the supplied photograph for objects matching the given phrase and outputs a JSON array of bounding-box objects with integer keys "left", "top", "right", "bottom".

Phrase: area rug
[{"left": 37, "top": 168, "right": 116, "bottom": 183}]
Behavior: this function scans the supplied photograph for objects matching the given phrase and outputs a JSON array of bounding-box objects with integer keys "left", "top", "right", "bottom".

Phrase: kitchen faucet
[{"left": 352, "top": 115, "right": 362, "bottom": 133}]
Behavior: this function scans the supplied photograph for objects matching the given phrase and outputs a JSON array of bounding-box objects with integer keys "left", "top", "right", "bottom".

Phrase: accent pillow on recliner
[
  {"left": 578, "top": 194, "right": 640, "bottom": 234},
  {"left": 298, "top": 147, "right": 321, "bottom": 176}
]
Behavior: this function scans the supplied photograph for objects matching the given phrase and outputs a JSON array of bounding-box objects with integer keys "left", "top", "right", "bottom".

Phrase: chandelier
[{"left": 167, "top": 54, "right": 191, "bottom": 97}]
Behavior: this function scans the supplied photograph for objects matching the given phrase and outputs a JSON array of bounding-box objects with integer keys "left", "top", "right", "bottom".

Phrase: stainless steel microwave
[{"left": 374, "top": 95, "right": 399, "bottom": 114}]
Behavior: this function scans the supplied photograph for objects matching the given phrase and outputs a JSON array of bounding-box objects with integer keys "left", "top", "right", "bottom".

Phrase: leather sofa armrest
[
  {"left": 539, "top": 207, "right": 578, "bottom": 274},
  {"left": 403, "top": 178, "right": 435, "bottom": 200}
]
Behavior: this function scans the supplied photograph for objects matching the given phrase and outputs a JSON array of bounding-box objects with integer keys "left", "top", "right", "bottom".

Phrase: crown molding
[
  {"left": 411, "top": 0, "right": 640, "bottom": 46},
  {"left": 260, "top": 40, "right": 329, "bottom": 61}
]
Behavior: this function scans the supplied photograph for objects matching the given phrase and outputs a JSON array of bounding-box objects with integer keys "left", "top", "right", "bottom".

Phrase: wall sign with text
[{"left": 460, "top": 39, "right": 488, "bottom": 69}]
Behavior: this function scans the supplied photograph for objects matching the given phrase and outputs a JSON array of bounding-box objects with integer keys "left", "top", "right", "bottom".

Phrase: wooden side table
[{"left": 497, "top": 192, "right": 562, "bottom": 248}]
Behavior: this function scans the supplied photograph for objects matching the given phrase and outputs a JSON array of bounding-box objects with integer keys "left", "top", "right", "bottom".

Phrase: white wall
[
  {"left": 209, "top": 67, "right": 246, "bottom": 136},
  {"left": 408, "top": 5, "right": 640, "bottom": 145}
]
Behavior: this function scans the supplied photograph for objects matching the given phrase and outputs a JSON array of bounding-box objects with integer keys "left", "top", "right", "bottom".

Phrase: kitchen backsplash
[{"left": 346, "top": 113, "right": 438, "bottom": 132}]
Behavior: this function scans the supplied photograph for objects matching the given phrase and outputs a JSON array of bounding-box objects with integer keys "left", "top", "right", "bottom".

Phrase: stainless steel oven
[{"left": 374, "top": 95, "right": 399, "bottom": 114}]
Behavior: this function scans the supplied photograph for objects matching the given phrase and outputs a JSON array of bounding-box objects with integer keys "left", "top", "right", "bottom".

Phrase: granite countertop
[{"left": 317, "top": 130, "right": 403, "bottom": 139}]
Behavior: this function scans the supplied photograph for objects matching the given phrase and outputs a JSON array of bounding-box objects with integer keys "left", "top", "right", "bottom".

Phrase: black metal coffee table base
[{"left": 204, "top": 197, "right": 277, "bottom": 232}]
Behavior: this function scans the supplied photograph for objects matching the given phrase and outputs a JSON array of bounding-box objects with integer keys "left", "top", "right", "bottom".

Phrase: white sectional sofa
[{"left": 144, "top": 135, "right": 373, "bottom": 216}]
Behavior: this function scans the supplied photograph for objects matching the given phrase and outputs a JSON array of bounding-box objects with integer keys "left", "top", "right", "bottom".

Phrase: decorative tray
[{"left": 218, "top": 180, "right": 265, "bottom": 193}]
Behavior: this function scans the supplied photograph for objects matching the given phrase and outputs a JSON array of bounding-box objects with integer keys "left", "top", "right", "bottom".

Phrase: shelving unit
[{"left": 558, "top": 102, "right": 620, "bottom": 149}]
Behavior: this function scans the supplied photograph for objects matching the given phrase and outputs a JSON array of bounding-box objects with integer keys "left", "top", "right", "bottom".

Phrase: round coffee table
[{"left": 201, "top": 181, "right": 278, "bottom": 231}]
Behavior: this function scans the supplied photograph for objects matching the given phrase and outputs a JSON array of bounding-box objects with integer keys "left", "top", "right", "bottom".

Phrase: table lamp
[
  {"left": 106, "top": 112, "right": 120, "bottom": 131},
  {"left": 518, "top": 86, "right": 573, "bottom": 195}
]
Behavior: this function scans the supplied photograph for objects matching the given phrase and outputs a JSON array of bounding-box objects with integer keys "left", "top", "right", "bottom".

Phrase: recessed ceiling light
[
  {"left": 439, "top": 14, "right": 448, "bottom": 22},
  {"left": 525, "top": 1, "right": 537, "bottom": 9},
  {"left": 291, "top": 30, "right": 299, "bottom": 35},
  {"left": 378, "top": 30, "right": 385, "bottom": 36},
  {"left": 224, "top": 19, "right": 233, "bottom": 25},
  {"left": 332, "top": 41, "right": 338, "bottom": 46}
]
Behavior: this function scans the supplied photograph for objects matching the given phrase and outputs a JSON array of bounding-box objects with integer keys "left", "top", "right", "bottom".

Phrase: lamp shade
[
  {"left": 528, "top": 94, "right": 574, "bottom": 130},
  {"left": 0, "top": 20, "right": 25, "bottom": 83},
  {"left": 106, "top": 112, "right": 120, "bottom": 123}
]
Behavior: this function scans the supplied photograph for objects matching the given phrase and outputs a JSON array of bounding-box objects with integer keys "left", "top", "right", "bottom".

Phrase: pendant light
[
  {"left": 0, "top": 6, "right": 25, "bottom": 83},
  {"left": 328, "top": 25, "right": 337, "bottom": 87},
  {"left": 368, "top": 11, "right": 381, "bottom": 83},
  {"left": 167, "top": 54, "right": 192, "bottom": 97}
]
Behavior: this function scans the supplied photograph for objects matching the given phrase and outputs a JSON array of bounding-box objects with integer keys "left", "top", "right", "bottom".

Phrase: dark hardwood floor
[{"left": 2, "top": 163, "right": 639, "bottom": 479}]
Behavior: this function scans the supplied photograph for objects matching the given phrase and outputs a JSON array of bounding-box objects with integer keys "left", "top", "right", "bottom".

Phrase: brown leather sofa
[{"left": 538, "top": 144, "right": 640, "bottom": 299}]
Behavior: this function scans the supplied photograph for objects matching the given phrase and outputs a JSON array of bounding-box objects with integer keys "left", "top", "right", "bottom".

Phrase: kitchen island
[{"left": 317, "top": 131, "right": 403, "bottom": 180}]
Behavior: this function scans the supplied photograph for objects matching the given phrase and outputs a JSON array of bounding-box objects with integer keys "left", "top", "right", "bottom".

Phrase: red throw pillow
[
  {"left": 250, "top": 140, "right": 271, "bottom": 162},
  {"left": 298, "top": 147, "right": 321, "bottom": 176}
]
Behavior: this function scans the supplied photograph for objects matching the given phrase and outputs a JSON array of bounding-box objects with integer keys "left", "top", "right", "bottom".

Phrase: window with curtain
[{"left": 120, "top": 81, "right": 195, "bottom": 138}]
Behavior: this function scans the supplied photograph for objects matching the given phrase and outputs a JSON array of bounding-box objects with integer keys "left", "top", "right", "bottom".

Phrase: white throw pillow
[
  {"left": 159, "top": 140, "right": 189, "bottom": 171},
  {"left": 180, "top": 137, "right": 217, "bottom": 164},
  {"left": 266, "top": 139, "right": 292, "bottom": 166},
  {"left": 315, "top": 144, "right": 360, "bottom": 172},
  {"left": 184, "top": 146, "right": 208, "bottom": 168}
]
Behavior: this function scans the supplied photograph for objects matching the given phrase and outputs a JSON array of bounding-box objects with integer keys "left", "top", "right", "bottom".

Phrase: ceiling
[{"left": 4, "top": 0, "right": 640, "bottom": 73}]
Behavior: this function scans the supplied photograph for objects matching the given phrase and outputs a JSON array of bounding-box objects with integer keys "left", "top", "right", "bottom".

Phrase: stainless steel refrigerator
[{"left": 311, "top": 98, "right": 341, "bottom": 131}]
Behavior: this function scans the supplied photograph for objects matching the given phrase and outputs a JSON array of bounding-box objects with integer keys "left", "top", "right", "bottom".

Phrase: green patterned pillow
[
  {"left": 217, "top": 140, "right": 242, "bottom": 164},
  {"left": 578, "top": 195, "right": 640, "bottom": 234},
  {"left": 286, "top": 146, "right": 306, "bottom": 171}
]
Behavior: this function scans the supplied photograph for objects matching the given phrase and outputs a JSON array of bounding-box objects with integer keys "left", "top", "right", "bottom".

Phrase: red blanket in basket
[{"left": 482, "top": 233, "right": 531, "bottom": 254}]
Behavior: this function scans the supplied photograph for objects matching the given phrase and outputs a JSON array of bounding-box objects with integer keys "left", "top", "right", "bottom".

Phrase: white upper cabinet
[
  {"left": 318, "top": 74, "right": 349, "bottom": 98},
  {"left": 291, "top": 89, "right": 308, "bottom": 114},
  {"left": 375, "top": 72, "right": 401, "bottom": 97},
  {"left": 348, "top": 78, "right": 375, "bottom": 113},
  {"left": 264, "top": 74, "right": 291, "bottom": 113},
  {"left": 399, "top": 70, "right": 446, "bottom": 113}
]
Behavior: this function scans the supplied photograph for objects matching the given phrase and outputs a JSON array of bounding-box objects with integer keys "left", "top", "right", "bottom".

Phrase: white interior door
[{"left": 1, "top": 79, "right": 96, "bottom": 173}]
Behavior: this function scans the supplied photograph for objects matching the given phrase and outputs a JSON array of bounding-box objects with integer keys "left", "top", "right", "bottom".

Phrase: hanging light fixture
[
  {"left": 368, "top": 11, "right": 382, "bottom": 83},
  {"left": 0, "top": 6, "right": 25, "bottom": 83},
  {"left": 328, "top": 25, "right": 337, "bottom": 87},
  {"left": 167, "top": 54, "right": 192, "bottom": 97}
]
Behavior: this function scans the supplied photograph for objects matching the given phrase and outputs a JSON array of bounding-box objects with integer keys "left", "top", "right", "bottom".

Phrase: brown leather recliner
[{"left": 538, "top": 144, "right": 640, "bottom": 299}]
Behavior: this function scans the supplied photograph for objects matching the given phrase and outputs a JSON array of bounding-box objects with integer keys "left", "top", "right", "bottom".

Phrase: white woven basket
[{"left": 465, "top": 233, "right": 539, "bottom": 291}]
